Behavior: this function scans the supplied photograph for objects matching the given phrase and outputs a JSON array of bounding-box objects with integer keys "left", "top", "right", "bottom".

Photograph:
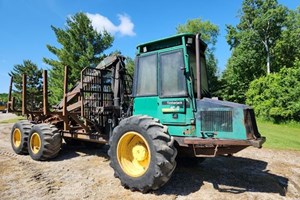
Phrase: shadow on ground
[
  {"left": 52, "top": 142, "right": 109, "bottom": 162},
  {"left": 156, "top": 155, "right": 288, "bottom": 197},
  {"left": 51, "top": 143, "right": 288, "bottom": 197}
]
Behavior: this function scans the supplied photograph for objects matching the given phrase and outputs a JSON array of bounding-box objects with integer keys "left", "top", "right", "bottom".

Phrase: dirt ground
[
  {"left": 0, "top": 116, "right": 299, "bottom": 199},
  {"left": 0, "top": 113, "right": 18, "bottom": 121}
]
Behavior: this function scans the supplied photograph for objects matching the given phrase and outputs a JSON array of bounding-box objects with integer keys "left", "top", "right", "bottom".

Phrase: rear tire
[
  {"left": 108, "top": 115, "right": 177, "bottom": 192},
  {"left": 11, "top": 120, "right": 32, "bottom": 155},
  {"left": 28, "top": 124, "right": 62, "bottom": 161}
]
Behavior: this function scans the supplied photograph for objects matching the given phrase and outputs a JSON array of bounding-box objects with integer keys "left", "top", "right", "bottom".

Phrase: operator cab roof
[{"left": 136, "top": 33, "right": 207, "bottom": 55}]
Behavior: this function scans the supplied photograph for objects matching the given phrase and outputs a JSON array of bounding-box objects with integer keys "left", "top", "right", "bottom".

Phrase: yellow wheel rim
[
  {"left": 117, "top": 131, "right": 151, "bottom": 177},
  {"left": 13, "top": 128, "right": 22, "bottom": 148},
  {"left": 30, "top": 132, "right": 41, "bottom": 154}
]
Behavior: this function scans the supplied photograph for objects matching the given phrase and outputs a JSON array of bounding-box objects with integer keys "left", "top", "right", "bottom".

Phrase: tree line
[
  {"left": 222, "top": 0, "right": 300, "bottom": 122},
  {"left": 9, "top": 0, "right": 300, "bottom": 123},
  {"left": 176, "top": 0, "right": 300, "bottom": 123}
]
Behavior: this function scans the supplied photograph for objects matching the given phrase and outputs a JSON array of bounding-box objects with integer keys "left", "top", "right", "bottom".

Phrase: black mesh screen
[
  {"left": 82, "top": 68, "right": 112, "bottom": 126},
  {"left": 201, "top": 111, "right": 233, "bottom": 132}
]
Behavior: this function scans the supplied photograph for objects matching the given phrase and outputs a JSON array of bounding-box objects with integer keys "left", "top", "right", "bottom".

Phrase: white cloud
[{"left": 86, "top": 13, "right": 136, "bottom": 36}]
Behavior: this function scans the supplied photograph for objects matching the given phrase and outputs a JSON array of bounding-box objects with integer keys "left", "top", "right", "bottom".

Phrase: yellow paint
[
  {"left": 117, "top": 131, "right": 151, "bottom": 177},
  {"left": 12, "top": 128, "right": 21, "bottom": 148},
  {"left": 30, "top": 132, "right": 41, "bottom": 154}
]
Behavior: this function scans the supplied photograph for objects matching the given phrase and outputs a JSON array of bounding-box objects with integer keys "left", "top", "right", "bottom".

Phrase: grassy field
[{"left": 257, "top": 120, "right": 300, "bottom": 151}]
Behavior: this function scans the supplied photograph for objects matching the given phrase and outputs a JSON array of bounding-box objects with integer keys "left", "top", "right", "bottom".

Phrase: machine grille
[
  {"left": 201, "top": 111, "right": 233, "bottom": 132},
  {"left": 82, "top": 68, "right": 113, "bottom": 127}
]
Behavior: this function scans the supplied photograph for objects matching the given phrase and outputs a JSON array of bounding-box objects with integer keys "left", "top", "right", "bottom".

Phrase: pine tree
[
  {"left": 43, "top": 12, "right": 114, "bottom": 104},
  {"left": 9, "top": 60, "right": 43, "bottom": 111}
]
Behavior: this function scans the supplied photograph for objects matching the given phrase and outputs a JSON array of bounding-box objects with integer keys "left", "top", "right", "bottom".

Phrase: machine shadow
[
  {"left": 156, "top": 155, "right": 288, "bottom": 196},
  {"left": 52, "top": 143, "right": 109, "bottom": 161},
  {"left": 51, "top": 144, "right": 288, "bottom": 197}
]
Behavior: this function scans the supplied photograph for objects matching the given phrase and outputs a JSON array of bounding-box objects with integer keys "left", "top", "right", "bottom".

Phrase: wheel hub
[
  {"left": 132, "top": 144, "right": 148, "bottom": 161},
  {"left": 117, "top": 131, "right": 151, "bottom": 177},
  {"left": 30, "top": 132, "right": 41, "bottom": 154},
  {"left": 13, "top": 128, "right": 21, "bottom": 148}
]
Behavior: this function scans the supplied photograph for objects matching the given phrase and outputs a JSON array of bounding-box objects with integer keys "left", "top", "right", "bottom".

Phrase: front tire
[
  {"left": 28, "top": 124, "right": 62, "bottom": 161},
  {"left": 108, "top": 115, "right": 177, "bottom": 192}
]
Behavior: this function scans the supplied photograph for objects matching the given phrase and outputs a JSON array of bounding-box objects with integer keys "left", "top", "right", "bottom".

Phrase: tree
[
  {"left": 222, "top": 0, "right": 289, "bottom": 103},
  {"left": 9, "top": 60, "right": 43, "bottom": 111},
  {"left": 227, "top": 0, "right": 288, "bottom": 74},
  {"left": 245, "top": 8, "right": 300, "bottom": 122},
  {"left": 43, "top": 12, "right": 114, "bottom": 104},
  {"left": 246, "top": 61, "right": 300, "bottom": 122},
  {"left": 222, "top": 30, "right": 265, "bottom": 103},
  {"left": 176, "top": 18, "right": 220, "bottom": 96},
  {"left": 0, "top": 93, "right": 8, "bottom": 103},
  {"left": 274, "top": 7, "right": 300, "bottom": 69},
  {"left": 125, "top": 56, "right": 135, "bottom": 77}
]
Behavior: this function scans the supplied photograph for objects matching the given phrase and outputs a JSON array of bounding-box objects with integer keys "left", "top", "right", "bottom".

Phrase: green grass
[
  {"left": 0, "top": 116, "right": 26, "bottom": 124},
  {"left": 257, "top": 120, "right": 300, "bottom": 151}
]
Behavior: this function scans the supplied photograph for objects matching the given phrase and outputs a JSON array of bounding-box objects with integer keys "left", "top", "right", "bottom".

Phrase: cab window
[
  {"left": 160, "top": 50, "right": 187, "bottom": 97},
  {"left": 135, "top": 54, "right": 157, "bottom": 96}
]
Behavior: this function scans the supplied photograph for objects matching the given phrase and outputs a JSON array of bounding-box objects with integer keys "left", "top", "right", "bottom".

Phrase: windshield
[{"left": 188, "top": 49, "right": 209, "bottom": 98}]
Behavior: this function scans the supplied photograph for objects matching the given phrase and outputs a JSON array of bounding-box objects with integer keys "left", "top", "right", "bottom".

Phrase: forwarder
[{"left": 8, "top": 33, "right": 265, "bottom": 192}]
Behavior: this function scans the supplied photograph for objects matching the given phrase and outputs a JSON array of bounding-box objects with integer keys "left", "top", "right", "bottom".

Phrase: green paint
[{"left": 133, "top": 33, "right": 259, "bottom": 142}]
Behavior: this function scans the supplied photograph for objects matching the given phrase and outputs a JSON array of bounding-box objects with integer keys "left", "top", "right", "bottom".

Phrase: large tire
[
  {"left": 108, "top": 115, "right": 177, "bottom": 192},
  {"left": 11, "top": 120, "right": 32, "bottom": 154},
  {"left": 28, "top": 124, "right": 62, "bottom": 161}
]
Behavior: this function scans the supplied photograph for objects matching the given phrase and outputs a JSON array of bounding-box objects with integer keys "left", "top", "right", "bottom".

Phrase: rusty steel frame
[
  {"left": 63, "top": 66, "right": 69, "bottom": 131},
  {"left": 43, "top": 70, "right": 48, "bottom": 115},
  {"left": 7, "top": 65, "right": 108, "bottom": 143},
  {"left": 7, "top": 55, "right": 131, "bottom": 145},
  {"left": 174, "top": 136, "right": 265, "bottom": 157},
  {"left": 22, "top": 74, "right": 27, "bottom": 115},
  {"left": 183, "top": 137, "right": 266, "bottom": 148}
]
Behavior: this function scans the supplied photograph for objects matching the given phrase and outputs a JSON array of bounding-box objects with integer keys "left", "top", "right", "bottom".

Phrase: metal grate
[
  {"left": 81, "top": 68, "right": 113, "bottom": 127},
  {"left": 201, "top": 111, "right": 233, "bottom": 132}
]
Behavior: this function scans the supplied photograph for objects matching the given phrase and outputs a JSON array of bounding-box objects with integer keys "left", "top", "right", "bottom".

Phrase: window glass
[
  {"left": 160, "top": 50, "right": 187, "bottom": 97},
  {"left": 188, "top": 50, "right": 209, "bottom": 97},
  {"left": 188, "top": 50, "right": 197, "bottom": 94},
  {"left": 136, "top": 54, "right": 157, "bottom": 96},
  {"left": 200, "top": 56, "right": 209, "bottom": 94}
]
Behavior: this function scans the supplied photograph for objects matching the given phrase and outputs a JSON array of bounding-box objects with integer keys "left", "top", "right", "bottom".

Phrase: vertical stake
[
  {"left": 43, "top": 70, "right": 48, "bottom": 115},
  {"left": 63, "top": 66, "right": 69, "bottom": 131},
  {"left": 22, "top": 74, "right": 27, "bottom": 115}
]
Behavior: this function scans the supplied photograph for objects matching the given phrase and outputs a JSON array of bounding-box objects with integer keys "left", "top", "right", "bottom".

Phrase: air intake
[{"left": 200, "top": 111, "right": 233, "bottom": 132}]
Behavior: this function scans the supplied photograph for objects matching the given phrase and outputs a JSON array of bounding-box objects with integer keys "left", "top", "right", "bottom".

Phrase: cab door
[
  {"left": 133, "top": 53, "right": 159, "bottom": 118},
  {"left": 157, "top": 50, "right": 188, "bottom": 125}
]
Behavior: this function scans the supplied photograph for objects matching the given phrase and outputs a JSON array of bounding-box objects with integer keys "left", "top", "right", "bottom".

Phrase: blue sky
[{"left": 0, "top": 0, "right": 298, "bottom": 93}]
